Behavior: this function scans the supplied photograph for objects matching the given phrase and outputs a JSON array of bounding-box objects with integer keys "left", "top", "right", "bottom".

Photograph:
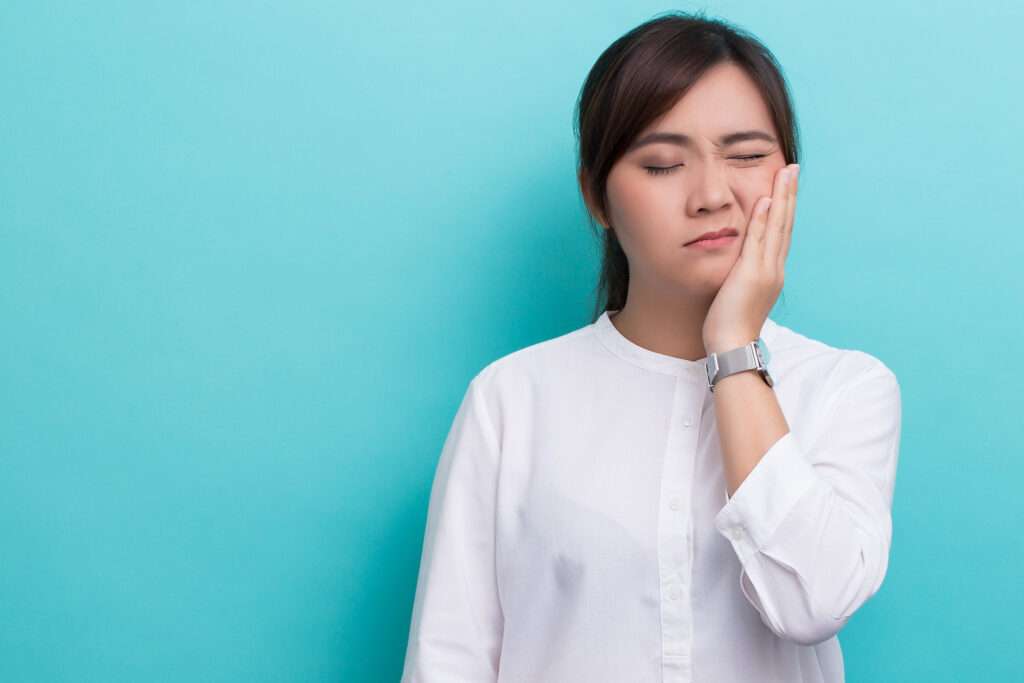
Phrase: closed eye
[{"left": 644, "top": 154, "right": 768, "bottom": 176}]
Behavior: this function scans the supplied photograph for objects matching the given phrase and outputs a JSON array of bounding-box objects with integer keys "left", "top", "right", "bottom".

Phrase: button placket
[{"left": 657, "top": 380, "right": 701, "bottom": 681}]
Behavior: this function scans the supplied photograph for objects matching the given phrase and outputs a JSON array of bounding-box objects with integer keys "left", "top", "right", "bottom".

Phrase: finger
[
  {"left": 760, "top": 164, "right": 791, "bottom": 275},
  {"left": 740, "top": 196, "right": 772, "bottom": 261},
  {"left": 778, "top": 165, "right": 799, "bottom": 271},
  {"left": 770, "top": 165, "right": 802, "bottom": 270},
  {"left": 749, "top": 166, "right": 784, "bottom": 244}
]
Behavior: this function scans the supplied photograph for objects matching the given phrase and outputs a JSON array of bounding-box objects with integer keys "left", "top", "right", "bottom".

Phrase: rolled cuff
[{"left": 713, "top": 431, "right": 819, "bottom": 553}]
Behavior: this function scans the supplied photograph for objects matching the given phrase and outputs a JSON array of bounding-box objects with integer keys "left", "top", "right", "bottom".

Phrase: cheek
[
  {"left": 735, "top": 169, "right": 779, "bottom": 214},
  {"left": 605, "top": 175, "right": 655, "bottom": 232},
  {"left": 609, "top": 176, "right": 678, "bottom": 227},
  {"left": 753, "top": 164, "right": 784, "bottom": 196}
]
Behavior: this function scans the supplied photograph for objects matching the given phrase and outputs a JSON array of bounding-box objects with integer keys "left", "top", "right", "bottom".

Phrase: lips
[{"left": 685, "top": 228, "right": 738, "bottom": 245}]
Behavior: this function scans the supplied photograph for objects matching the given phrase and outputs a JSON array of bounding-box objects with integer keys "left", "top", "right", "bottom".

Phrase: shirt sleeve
[
  {"left": 713, "top": 361, "right": 902, "bottom": 646},
  {"left": 400, "top": 375, "right": 504, "bottom": 682}
]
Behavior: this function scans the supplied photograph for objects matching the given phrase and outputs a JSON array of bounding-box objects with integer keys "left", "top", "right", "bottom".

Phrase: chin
[
  {"left": 689, "top": 260, "right": 732, "bottom": 282},
  {"left": 662, "top": 271, "right": 726, "bottom": 294},
  {"left": 656, "top": 254, "right": 733, "bottom": 289}
]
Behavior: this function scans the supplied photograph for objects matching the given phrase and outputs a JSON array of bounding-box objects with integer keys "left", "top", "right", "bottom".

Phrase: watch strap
[{"left": 705, "top": 338, "right": 772, "bottom": 392}]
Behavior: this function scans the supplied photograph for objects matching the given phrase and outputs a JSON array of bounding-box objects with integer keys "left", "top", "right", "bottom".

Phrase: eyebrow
[{"left": 627, "top": 129, "right": 778, "bottom": 152}]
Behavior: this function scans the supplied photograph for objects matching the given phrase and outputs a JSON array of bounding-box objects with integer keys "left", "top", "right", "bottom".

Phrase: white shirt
[{"left": 401, "top": 310, "right": 902, "bottom": 683}]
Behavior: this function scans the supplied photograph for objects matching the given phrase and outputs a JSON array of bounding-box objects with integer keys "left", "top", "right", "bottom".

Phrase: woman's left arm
[
  {"left": 701, "top": 161, "right": 902, "bottom": 646},
  {"left": 711, "top": 362, "right": 902, "bottom": 646}
]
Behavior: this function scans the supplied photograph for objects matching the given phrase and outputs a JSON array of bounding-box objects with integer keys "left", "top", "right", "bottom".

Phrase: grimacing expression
[{"left": 602, "top": 61, "right": 788, "bottom": 293}]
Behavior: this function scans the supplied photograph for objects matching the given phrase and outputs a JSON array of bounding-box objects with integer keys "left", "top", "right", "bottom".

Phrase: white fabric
[{"left": 401, "top": 310, "right": 902, "bottom": 683}]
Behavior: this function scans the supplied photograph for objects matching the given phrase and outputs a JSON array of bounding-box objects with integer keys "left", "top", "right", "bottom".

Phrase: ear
[{"left": 578, "top": 167, "right": 610, "bottom": 230}]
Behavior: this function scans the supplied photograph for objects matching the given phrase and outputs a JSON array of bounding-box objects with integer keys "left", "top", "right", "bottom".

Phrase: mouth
[
  {"left": 683, "top": 227, "right": 739, "bottom": 248},
  {"left": 684, "top": 234, "right": 738, "bottom": 250}
]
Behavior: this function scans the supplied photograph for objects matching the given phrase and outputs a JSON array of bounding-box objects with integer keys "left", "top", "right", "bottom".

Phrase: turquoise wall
[{"left": 2, "top": 2, "right": 1021, "bottom": 680}]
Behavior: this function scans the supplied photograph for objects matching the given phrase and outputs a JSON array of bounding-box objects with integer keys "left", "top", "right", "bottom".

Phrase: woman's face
[{"left": 601, "top": 61, "right": 788, "bottom": 295}]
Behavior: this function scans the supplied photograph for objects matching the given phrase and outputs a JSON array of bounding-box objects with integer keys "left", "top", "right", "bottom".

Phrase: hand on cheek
[{"left": 702, "top": 163, "right": 799, "bottom": 353}]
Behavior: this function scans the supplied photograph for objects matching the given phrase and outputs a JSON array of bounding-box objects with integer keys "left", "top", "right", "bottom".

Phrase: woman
[{"left": 401, "top": 11, "right": 902, "bottom": 683}]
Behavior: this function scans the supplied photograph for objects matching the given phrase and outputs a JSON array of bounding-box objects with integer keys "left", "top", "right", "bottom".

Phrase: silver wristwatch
[{"left": 705, "top": 337, "right": 773, "bottom": 392}]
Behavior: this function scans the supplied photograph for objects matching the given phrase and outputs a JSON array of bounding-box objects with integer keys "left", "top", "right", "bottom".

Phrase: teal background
[{"left": 2, "top": 1, "right": 1021, "bottom": 681}]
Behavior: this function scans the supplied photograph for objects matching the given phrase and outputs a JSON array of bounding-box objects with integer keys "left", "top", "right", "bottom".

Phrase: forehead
[{"left": 643, "top": 62, "right": 775, "bottom": 137}]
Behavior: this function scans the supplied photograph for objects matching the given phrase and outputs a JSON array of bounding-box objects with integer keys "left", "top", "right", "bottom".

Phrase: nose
[{"left": 686, "top": 163, "right": 732, "bottom": 216}]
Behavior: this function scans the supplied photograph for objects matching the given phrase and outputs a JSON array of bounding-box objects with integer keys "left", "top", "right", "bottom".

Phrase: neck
[{"left": 609, "top": 285, "right": 714, "bottom": 362}]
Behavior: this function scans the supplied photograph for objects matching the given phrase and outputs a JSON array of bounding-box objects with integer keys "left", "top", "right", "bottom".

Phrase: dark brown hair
[{"left": 573, "top": 10, "right": 801, "bottom": 323}]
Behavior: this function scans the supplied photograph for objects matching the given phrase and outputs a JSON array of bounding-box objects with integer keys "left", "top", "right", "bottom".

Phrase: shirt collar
[{"left": 593, "top": 309, "right": 779, "bottom": 382}]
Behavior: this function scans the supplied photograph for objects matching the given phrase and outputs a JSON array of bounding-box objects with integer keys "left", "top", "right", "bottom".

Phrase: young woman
[{"left": 401, "top": 11, "right": 902, "bottom": 683}]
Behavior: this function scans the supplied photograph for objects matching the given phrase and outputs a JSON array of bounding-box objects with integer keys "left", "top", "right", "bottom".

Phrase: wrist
[
  {"left": 705, "top": 337, "right": 754, "bottom": 355},
  {"left": 704, "top": 336, "right": 774, "bottom": 393}
]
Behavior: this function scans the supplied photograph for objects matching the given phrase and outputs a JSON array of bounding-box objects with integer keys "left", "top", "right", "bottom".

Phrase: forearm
[
  {"left": 709, "top": 362, "right": 901, "bottom": 644},
  {"left": 710, "top": 368, "right": 789, "bottom": 498}
]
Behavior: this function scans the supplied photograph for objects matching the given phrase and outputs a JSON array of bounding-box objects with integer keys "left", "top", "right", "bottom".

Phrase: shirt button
[
  {"left": 729, "top": 527, "right": 743, "bottom": 541},
  {"left": 669, "top": 497, "right": 681, "bottom": 510},
  {"left": 669, "top": 586, "right": 681, "bottom": 600},
  {"left": 682, "top": 416, "right": 694, "bottom": 428}
]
